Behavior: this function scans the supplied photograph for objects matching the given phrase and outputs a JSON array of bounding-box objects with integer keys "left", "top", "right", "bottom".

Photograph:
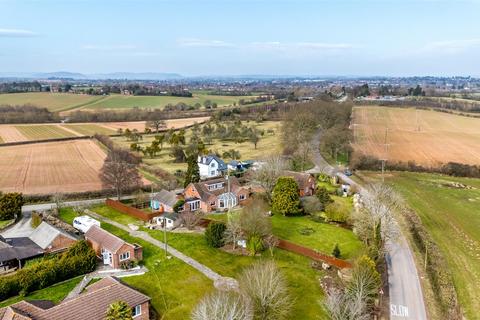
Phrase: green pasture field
[{"left": 0, "top": 92, "right": 103, "bottom": 112}]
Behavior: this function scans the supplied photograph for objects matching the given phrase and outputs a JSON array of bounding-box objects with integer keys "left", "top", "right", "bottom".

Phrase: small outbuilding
[
  {"left": 150, "top": 189, "right": 178, "bottom": 213},
  {"left": 29, "top": 221, "right": 78, "bottom": 253}
]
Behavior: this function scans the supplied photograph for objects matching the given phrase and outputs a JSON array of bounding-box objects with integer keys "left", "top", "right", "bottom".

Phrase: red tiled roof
[
  {"left": 85, "top": 225, "right": 127, "bottom": 254},
  {"left": 0, "top": 277, "right": 150, "bottom": 320}
]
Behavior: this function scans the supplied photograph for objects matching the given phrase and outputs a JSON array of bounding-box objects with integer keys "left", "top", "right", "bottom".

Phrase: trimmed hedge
[{"left": 0, "top": 240, "right": 97, "bottom": 300}]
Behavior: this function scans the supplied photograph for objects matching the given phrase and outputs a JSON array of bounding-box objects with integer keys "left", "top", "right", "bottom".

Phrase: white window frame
[
  {"left": 132, "top": 304, "right": 141, "bottom": 317},
  {"left": 119, "top": 251, "right": 130, "bottom": 261},
  {"left": 189, "top": 200, "right": 200, "bottom": 211},
  {"left": 239, "top": 194, "right": 246, "bottom": 200}
]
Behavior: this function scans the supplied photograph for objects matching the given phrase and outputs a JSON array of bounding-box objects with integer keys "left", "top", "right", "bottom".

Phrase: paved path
[
  {"left": 309, "top": 130, "right": 427, "bottom": 320},
  {"left": 85, "top": 210, "right": 223, "bottom": 282},
  {"left": 64, "top": 266, "right": 148, "bottom": 301}
]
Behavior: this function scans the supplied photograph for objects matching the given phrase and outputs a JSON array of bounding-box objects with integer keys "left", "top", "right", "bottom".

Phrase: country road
[{"left": 309, "top": 131, "right": 427, "bottom": 320}]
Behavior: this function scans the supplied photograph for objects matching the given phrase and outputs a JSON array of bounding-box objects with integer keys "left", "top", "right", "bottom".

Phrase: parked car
[
  {"left": 73, "top": 216, "right": 100, "bottom": 233},
  {"left": 344, "top": 169, "right": 353, "bottom": 176}
]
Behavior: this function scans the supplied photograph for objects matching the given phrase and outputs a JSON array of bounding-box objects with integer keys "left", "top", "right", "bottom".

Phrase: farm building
[{"left": 85, "top": 225, "right": 142, "bottom": 269}]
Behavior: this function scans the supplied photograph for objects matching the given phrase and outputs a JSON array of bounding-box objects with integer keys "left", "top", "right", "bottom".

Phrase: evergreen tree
[
  {"left": 106, "top": 301, "right": 133, "bottom": 320},
  {"left": 271, "top": 177, "right": 302, "bottom": 216},
  {"left": 332, "top": 243, "right": 341, "bottom": 258},
  {"left": 316, "top": 186, "right": 333, "bottom": 211},
  {"left": 184, "top": 155, "right": 200, "bottom": 187}
]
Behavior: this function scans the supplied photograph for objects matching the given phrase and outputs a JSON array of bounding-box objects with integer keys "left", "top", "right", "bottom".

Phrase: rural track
[{"left": 309, "top": 130, "right": 428, "bottom": 320}]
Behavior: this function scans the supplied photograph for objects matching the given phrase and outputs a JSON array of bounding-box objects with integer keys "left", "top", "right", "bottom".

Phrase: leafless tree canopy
[
  {"left": 223, "top": 211, "right": 244, "bottom": 249},
  {"left": 192, "top": 290, "right": 253, "bottom": 320},
  {"left": 252, "top": 156, "right": 287, "bottom": 199},
  {"left": 240, "top": 198, "right": 272, "bottom": 239},
  {"left": 238, "top": 260, "right": 291, "bottom": 320},
  {"left": 100, "top": 149, "right": 142, "bottom": 199},
  {"left": 325, "top": 289, "right": 369, "bottom": 320},
  {"left": 354, "top": 183, "right": 403, "bottom": 254},
  {"left": 180, "top": 211, "right": 204, "bottom": 230}
]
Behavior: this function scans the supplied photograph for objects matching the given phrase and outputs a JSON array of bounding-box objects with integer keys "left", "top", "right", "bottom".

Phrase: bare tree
[
  {"left": 223, "top": 211, "right": 243, "bottom": 250},
  {"left": 100, "top": 149, "right": 142, "bottom": 199},
  {"left": 252, "top": 156, "right": 287, "bottom": 200},
  {"left": 192, "top": 290, "right": 253, "bottom": 320},
  {"left": 51, "top": 193, "right": 65, "bottom": 215},
  {"left": 353, "top": 183, "right": 402, "bottom": 257},
  {"left": 263, "top": 235, "right": 279, "bottom": 257},
  {"left": 293, "top": 141, "right": 312, "bottom": 171},
  {"left": 180, "top": 211, "right": 204, "bottom": 230},
  {"left": 325, "top": 289, "right": 369, "bottom": 320},
  {"left": 240, "top": 198, "right": 272, "bottom": 239},
  {"left": 147, "top": 119, "right": 167, "bottom": 133},
  {"left": 238, "top": 260, "right": 291, "bottom": 320}
]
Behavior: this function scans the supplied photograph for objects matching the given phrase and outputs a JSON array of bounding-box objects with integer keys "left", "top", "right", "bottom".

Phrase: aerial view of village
[{"left": 0, "top": 0, "right": 479, "bottom": 319}]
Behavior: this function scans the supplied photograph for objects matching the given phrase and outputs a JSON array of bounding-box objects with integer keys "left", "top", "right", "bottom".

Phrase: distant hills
[{"left": 0, "top": 71, "right": 184, "bottom": 81}]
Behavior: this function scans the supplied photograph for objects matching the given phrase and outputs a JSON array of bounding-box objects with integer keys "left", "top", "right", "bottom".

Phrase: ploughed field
[
  {"left": 353, "top": 106, "right": 480, "bottom": 166},
  {"left": 0, "top": 117, "right": 209, "bottom": 143},
  {"left": 0, "top": 139, "right": 106, "bottom": 194}
]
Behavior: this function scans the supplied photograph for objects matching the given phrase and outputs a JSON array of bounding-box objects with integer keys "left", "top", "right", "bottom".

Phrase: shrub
[
  {"left": 205, "top": 222, "right": 227, "bottom": 248},
  {"left": 324, "top": 202, "right": 351, "bottom": 223},
  {"left": 173, "top": 199, "right": 185, "bottom": 213},
  {"left": 300, "top": 196, "right": 322, "bottom": 214},
  {"left": 316, "top": 187, "right": 333, "bottom": 211},
  {"left": 0, "top": 240, "right": 96, "bottom": 300},
  {"left": 271, "top": 177, "right": 302, "bottom": 216},
  {"left": 247, "top": 235, "right": 264, "bottom": 256},
  {"left": 332, "top": 243, "right": 341, "bottom": 258},
  {"left": 0, "top": 192, "right": 24, "bottom": 221}
]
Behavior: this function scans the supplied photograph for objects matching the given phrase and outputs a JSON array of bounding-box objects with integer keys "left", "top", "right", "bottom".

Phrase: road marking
[{"left": 391, "top": 304, "right": 409, "bottom": 317}]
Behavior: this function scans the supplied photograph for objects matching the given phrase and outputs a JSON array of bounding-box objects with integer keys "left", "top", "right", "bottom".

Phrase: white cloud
[
  {"left": 249, "top": 41, "right": 355, "bottom": 51},
  {"left": 176, "top": 38, "right": 236, "bottom": 48},
  {"left": 422, "top": 38, "right": 480, "bottom": 54},
  {"left": 82, "top": 44, "right": 137, "bottom": 51},
  {"left": 0, "top": 28, "right": 37, "bottom": 37}
]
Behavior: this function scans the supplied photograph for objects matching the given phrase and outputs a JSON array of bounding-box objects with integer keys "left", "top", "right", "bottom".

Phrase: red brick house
[
  {"left": 183, "top": 176, "right": 250, "bottom": 213},
  {"left": 85, "top": 225, "right": 142, "bottom": 269},
  {"left": 0, "top": 277, "right": 150, "bottom": 320},
  {"left": 282, "top": 171, "right": 316, "bottom": 197}
]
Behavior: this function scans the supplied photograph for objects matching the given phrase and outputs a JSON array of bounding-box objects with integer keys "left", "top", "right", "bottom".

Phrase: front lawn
[
  {"left": 100, "top": 223, "right": 213, "bottom": 319},
  {"left": 271, "top": 214, "right": 364, "bottom": 260},
  {"left": 0, "top": 276, "right": 83, "bottom": 308},
  {"left": 0, "top": 219, "right": 13, "bottom": 230},
  {"left": 147, "top": 229, "right": 329, "bottom": 319},
  {"left": 90, "top": 204, "right": 142, "bottom": 226}
]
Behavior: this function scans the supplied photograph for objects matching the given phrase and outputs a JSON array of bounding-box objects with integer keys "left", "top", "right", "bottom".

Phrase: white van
[{"left": 73, "top": 216, "right": 100, "bottom": 233}]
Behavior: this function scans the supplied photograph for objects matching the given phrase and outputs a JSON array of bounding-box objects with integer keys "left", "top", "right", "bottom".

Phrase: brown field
[
  {"left": 0, "top": 140, "right": 106, "bottom": 194},
  {"left": 100, "top": 116, "right": 210, "bottom": 132},
  {"left": 0, "top": 117, "right": 210, "bottom": 143},
  {"left": 353, "top": 106, "right": 480, "bottom": 166}
]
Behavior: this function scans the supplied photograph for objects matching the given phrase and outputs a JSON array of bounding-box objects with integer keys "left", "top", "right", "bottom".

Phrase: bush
[
  {"left": 300, "top": 196, "right": 322, "bottom": 214},
  {"left": 173, "top": 199, "right": 185, "bottom": 213},
  {"left": 316, "top": 187, "right": 333, "bottom": 211},
  {"left": 324, "top": 202, "right": 351, "bottom": 223},
  {"left": 0, "top": 240, "right": 96, "bottom": 300},
  {"left": 247, "top": 235, "right": 264, "bottom": 256},
  {"left": 271, "top": 177, "right": 302, "bottom": 216},
  {"left": 332, "top": 243, "right": 341, "bottom": 258},
  {"left": 205, "top": 222, "right": 227, "bottom": 248},
  {"left": 0, "top": 192, "right": 24, "bottom": 220}
]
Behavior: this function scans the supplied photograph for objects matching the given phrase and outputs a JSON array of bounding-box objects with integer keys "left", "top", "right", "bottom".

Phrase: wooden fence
[
  {"left": 105, "top": 199, "right": 162, "bottom": 222},
  {"left": 276, "top": 239, "right": 352, "bottom": 269}
]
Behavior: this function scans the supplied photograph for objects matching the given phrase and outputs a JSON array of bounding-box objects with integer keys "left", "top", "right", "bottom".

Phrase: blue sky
[{"left": 0, "top": 0, "right": 479, "bottom": 76}]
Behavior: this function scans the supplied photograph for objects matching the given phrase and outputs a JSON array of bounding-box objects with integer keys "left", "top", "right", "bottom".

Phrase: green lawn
[
  {"left": 14, "top": 125, "right": 76, "bottom": 140},
  {"left": 363, "top": 171, "right": 480, "bottom": 319},
  {"left": 0, "top": 276, "right": 83, "bottom": 308},
  {"left": 64, "top": 124, "right": 116, "bottom": 136},
  {"left": 0, "top": 92, "right": 101, "bottom": 112},
  {"left": 90, "top": 204, "right": 143, "bottom": 226},
  {"left": 147, "top": 229, "right": 329, "bottom": 319},
  {"left": 271, "top": 214, "right": 364, "bottom": 260},
  {"left": 0, "top": 219, "right": 13, "bottom": 229},
  {"left": 100, "top": 223, "right": 213, "bottom": 319},
  {"left": 79, "top": 92, "right": 257, "bottom": 111},
  {"left": 112, "top": 121, "right": 282, "bottom": 174},
  {"left": 58, "top": 207, "right": 79, "bottom": 225}
]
